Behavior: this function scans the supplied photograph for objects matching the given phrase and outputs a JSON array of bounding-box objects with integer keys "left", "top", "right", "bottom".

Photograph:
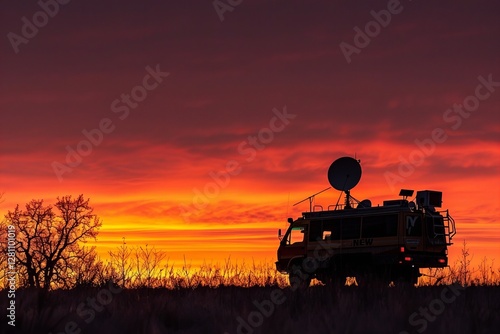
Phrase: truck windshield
[{"left": 288, "top": 226, "right": 305, "bottom": 245}]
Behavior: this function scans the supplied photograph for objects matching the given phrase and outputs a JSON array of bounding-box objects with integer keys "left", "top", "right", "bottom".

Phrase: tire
[
  {"left": 289, "top": 267, "right": 311, "bottom": 289},
  {"left": 391, "top": 266, "right": 419, "bottom": 287},
  {"left": 356, "top": 268, "right": 391, "bottom": 288},
  {"left": 317, "top": 273, "right": 346, "bottom": 287}
]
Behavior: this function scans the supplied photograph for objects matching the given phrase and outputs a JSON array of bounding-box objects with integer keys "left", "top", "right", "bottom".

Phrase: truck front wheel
[{"left": 289, "top": 268, "right": 311, "bottom": 289}]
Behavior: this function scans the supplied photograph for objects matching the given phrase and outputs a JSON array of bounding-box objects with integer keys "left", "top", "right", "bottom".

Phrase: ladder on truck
[{"left": 426, "top": 210, "right": 456, "bottom": 245}]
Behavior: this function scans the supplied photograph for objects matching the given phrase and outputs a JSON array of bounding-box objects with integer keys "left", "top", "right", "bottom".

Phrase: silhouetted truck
[{"left": 275, "top": 157, "right": 456, "bottom": 287}]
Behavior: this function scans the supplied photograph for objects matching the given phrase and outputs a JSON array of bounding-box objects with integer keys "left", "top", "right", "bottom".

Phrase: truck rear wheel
[
  {"left": 355, "top": 268, "right": 391, "bottom": 288},
  {"left": 391, "top": 266, "right": 419, "bottom": 287},
  {"left": 355, "top": 275, "right": 388, "bottom": 288}
]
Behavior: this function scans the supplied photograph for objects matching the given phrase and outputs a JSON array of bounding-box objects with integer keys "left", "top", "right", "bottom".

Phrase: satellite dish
[
  {"left": 357, "top": 199, "right": 372, "bottom": 208},
  {"left": 327, "top": 157, "right": 362, "bottom": 191}
]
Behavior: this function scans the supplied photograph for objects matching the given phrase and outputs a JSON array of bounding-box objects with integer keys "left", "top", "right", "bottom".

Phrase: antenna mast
[{"left": 293, "top": 187, "right": 331, "bottom": 212}]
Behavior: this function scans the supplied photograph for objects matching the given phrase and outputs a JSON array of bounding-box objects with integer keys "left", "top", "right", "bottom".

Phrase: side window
[
  {"left": 309, "top": 221, "right": 322, "bottom": 242},
  {"left": 341, "top": 217, "right": 361, "bottom": 239},
  {"left": 406, "top": 215, "right": 422, "bottom": 236},
  {"left": 323, "top": 219, "right": 341, "bottom": 240},
  {"left": 362, "top": 215, "right": 398, "bottom": 238},
  {"left": 289, "top": 226, "right": 306, "bottom": 244}
]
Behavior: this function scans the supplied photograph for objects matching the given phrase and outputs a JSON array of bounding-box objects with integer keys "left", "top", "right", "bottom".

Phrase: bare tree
[
  {"left": 69, "top": 246, "right": 108, "bottom": 287},
  {"left": 0, "top": 220, "right": 7, "bottom": 289},
  {"left": 458, "top": 239, "right": 473, "bottom": 286},
  {"left": 135, "top": 244, "right": 166, "bottom": 287},
  {"left": 109, "top": 237, "right": 133, "bottom": 287},
  {"left": 2, "top": 194, "right": 101, "bottom": 290}
]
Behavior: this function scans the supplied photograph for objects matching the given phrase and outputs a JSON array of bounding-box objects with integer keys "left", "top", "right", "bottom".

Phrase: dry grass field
[
  {"left": 2, "top": 283, "right": 500, "bottom": 334},
  {"left": 2, "top": 242, "right": 499, "bottom": 333}
]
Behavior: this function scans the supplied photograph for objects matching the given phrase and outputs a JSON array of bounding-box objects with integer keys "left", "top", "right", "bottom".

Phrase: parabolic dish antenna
[
  {"left": 327, "top": 157, "right": 362, "bottom": 191},
  {"left": 357, "top": 199, "right": 372, "bottom": 208}
]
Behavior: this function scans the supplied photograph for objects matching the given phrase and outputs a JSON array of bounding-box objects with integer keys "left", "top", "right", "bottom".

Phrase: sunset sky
[{"left": 1, "top": 0, "right": 499, "bottom": 269}]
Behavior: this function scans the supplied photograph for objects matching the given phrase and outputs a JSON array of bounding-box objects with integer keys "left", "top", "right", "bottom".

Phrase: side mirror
[{"left": 287, "top": 218, "right": 293, "bottom": 224}]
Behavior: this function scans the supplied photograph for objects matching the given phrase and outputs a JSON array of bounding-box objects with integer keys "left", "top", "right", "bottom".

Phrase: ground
[{"left": 2, "top": 285, "right": 499, "bottom": 334}]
